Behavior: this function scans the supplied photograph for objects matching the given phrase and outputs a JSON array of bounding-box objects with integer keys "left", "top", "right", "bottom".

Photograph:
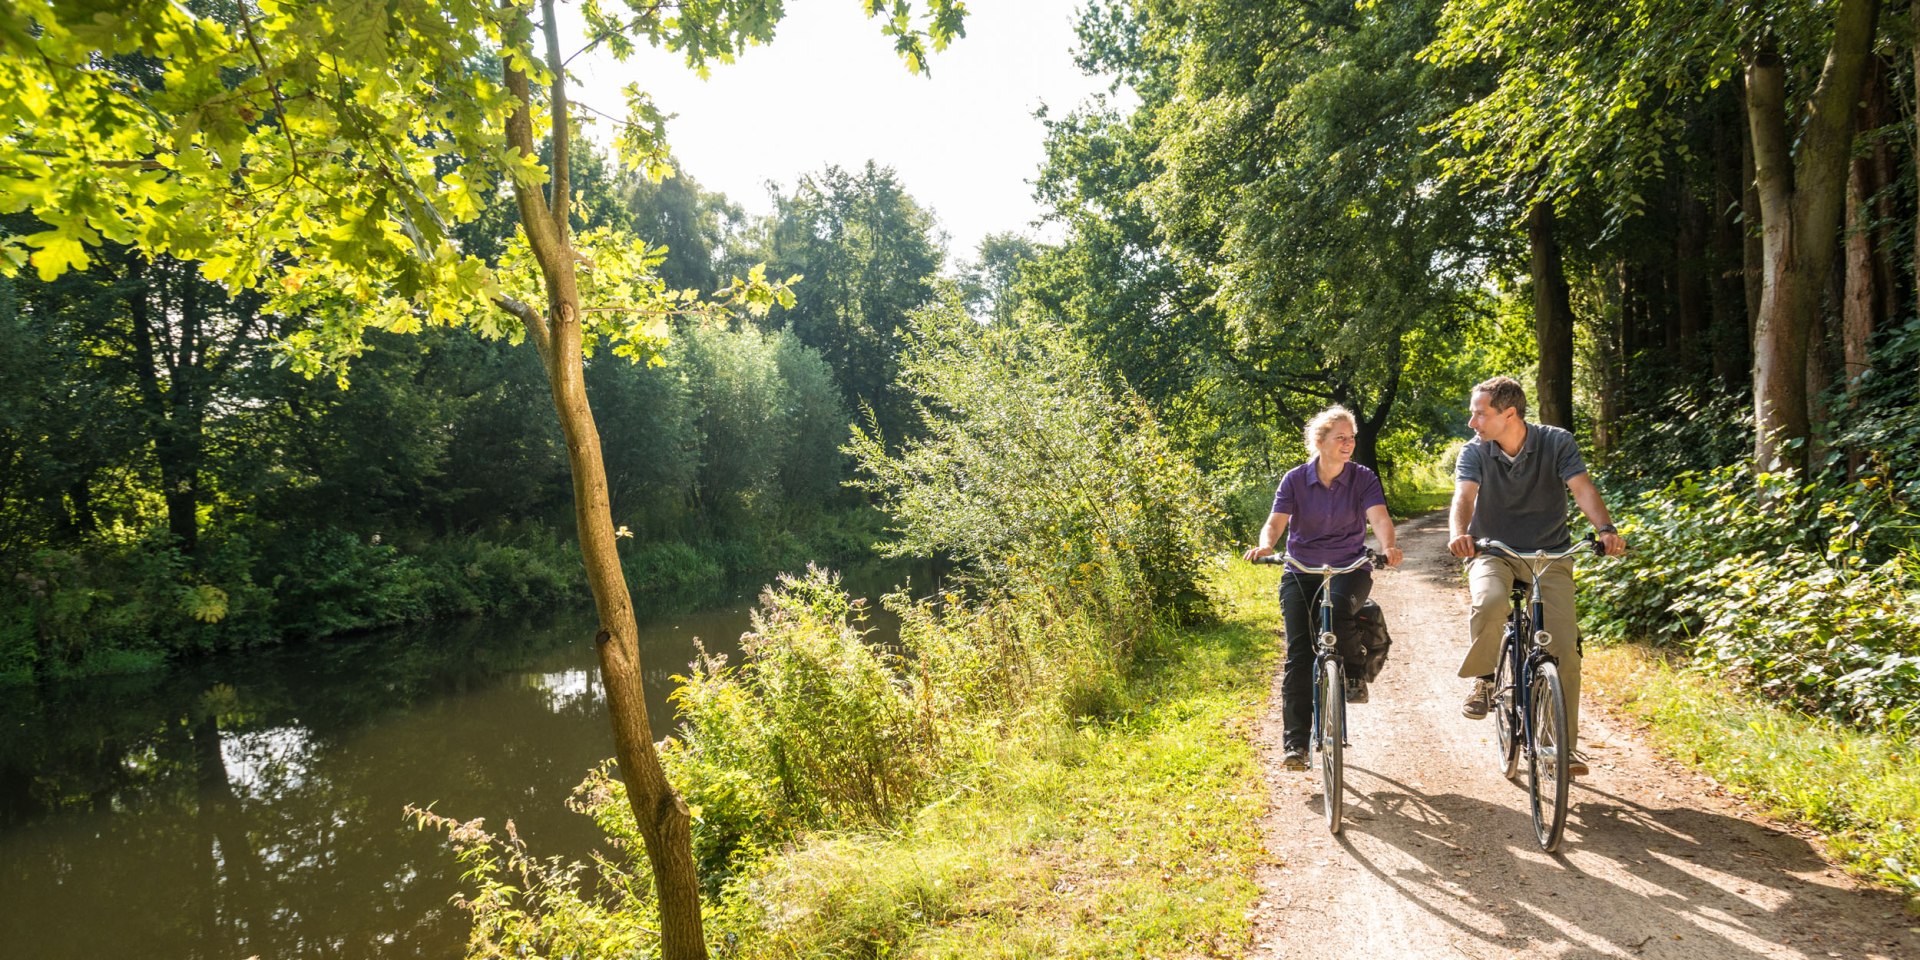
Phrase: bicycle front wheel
[
  {"left": 1318, "top": 656, "right": 1345, "bottom": 834},
  {"left": 1494, "top": 634, "right": 1521, "bottom": 780},
  {"left": 1526, "top": 660, "right": 1571, "bottom": 852}
]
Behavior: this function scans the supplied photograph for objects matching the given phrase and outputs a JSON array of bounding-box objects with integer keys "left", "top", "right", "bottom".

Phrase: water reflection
[{"left": 0, "top": 559, "right": 938, "bottom": 960}]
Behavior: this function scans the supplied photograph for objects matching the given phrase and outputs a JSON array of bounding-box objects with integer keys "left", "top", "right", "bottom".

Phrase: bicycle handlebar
[
  {"left": 1252, "top": 549, "right": 1385, "bottom": 574},
  {"left": 1473, "top": 535, "right": 1605, "bottom": 561}
]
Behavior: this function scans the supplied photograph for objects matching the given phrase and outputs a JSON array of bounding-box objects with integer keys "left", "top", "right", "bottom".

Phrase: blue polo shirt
[{"left": 1271, "top": 458, "right": 1386, "bottom": 565}]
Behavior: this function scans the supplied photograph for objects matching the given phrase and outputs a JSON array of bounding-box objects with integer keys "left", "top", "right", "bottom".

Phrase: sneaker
[
  {"left": 1282, "top": 747, "right": 1309, "bottom": 771},
  {"left": 1344, "top": 677, "right": 1369, "bottom": 704},
  {"left": 1568, "top": 755, "right": 1589, "bottom": 778},
  {"left": 1462, "top": 677, "right": 1494, "bottom": 720}
]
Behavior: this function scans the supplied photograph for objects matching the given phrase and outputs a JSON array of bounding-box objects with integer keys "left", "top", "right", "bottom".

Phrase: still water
[{"left": 0, "top": 561, "right": 935, "bottom": 959}]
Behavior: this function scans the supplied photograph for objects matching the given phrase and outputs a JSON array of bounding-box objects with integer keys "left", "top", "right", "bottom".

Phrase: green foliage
[
  {"left": 466, "top": 556, "right": 1278, "bottom": 957},
  {"left": 849, "top": 305, "right": 1220, "bottom": 624},
  {"left": 1834, "top": 314, "right": 1920, "bottom": 505},
  {"left": 0, "top": 534, "right": 273, "bottom": 679},
  {"left": 1600, "top": 382, "right": 1754, "bottom": 484},
  {"left": 621, "top": 541, "right": 725, "bottom": 599},
  {"left": 656, "top": 567, "right": 934, "bottom": 880},
  {"left": 407, "top": 804, "right": 662, "bottom": 960},
  {"left": 1583, "top": 467, "right": 1920, "bottom": 732},
  {"left": 755, "top": 161, "right": 945, "bottom": 444},
  {"left": 954, "top": 231, "right": 1042, "bottom": 324},
  {"left": 1031, "top": 0, "right": 1491, "bottom": 497}
]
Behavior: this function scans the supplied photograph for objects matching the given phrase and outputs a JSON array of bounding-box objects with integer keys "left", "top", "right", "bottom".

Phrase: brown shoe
[
  {"left": 1461, "top": 678, "right": 1493, "bottom": 719},
  {"left": 1568, "top": 756, "right": 1589, "bottom": 778}
]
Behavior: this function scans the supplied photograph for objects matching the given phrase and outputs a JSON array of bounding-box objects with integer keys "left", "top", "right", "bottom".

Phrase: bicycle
[
  {"left": 1473, "top": 535, "right": 1605, "bottom": 852},
  {"left": 1254, "top": 549, "right": 1387, "bottom": 833}
]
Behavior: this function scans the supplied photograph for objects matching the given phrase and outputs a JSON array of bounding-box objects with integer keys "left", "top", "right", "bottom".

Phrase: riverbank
[
  {"left": 709, "top": 559, "right": 1276, "bottom": 955},
  {"left": 0, "top": 505, "right": 890, "bottom": 685}
]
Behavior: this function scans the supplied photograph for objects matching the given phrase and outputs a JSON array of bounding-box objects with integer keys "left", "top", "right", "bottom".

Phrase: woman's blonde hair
[{"left": 1303, "top": 405, "right": 1357, "bottom": 458}]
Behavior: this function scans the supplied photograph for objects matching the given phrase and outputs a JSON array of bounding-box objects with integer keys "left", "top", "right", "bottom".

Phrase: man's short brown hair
[{"left": 1473, "top": 376, "right": 1527, "bottom": 418}]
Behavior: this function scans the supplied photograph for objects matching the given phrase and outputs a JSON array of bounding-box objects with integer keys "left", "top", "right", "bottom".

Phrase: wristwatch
[{"left": 1596, "top": 524, "right": 1616, "bottom": 534}]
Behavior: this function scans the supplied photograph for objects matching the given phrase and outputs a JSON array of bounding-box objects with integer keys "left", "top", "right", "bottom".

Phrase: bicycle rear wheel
[
  {"left": 1526, "top": 660, "right": 1570, "bottom": 852},
  {"left": 1318, "top": 656, "right": 1345, "bottom": 834},
  {"left": 1494, "top": 632, "right": 1521, "bottom": 780}
]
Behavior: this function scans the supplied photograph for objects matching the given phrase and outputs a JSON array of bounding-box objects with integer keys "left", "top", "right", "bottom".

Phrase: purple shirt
[{"left": 1271, "top": 458, "right": 1387, "bottom": 566}]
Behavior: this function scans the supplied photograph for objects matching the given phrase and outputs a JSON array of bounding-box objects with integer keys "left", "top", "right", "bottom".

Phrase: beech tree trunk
[
  {"left": 1746, "top": 0, "right": 1879, "bottom": 474},
  {"left": 1844, "top": 139, "right": 1877, "bottom": 401},
  {"left": 1741, "top": 86, "right": 1764, "bottom": 364},
  {"left": 1528, "top": 201, "right": 1577, "bottom": 430},
  {"left": 1711, "top": 90, "right": 1750, "bottom": 384},
  {"left": 502, "top": 6, "right": 706, "bottom": 957}
]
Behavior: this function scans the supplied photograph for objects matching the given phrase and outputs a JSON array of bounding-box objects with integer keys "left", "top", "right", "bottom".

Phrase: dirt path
[{"left": 1245, "top": 513, "right": 1919, "bottom": 960}]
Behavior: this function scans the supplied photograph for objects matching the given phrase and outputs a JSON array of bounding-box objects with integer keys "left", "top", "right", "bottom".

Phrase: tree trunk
[
  {"left": 1843, "top": 135, "right": 1877, "bottom": 401},
  {"left": 1528, "top": 201, "right": 1577, "bottom": 430},
  {"left": 1676, "top": 190, "right": 1709, "bottom": 367},
  {"left": 1746, "top": 0, "right": 1880, "bottom": 474},
  {"left": 127, "top": 255, "right": 203, "bottom": 555},
  {"left": 1741, "top": 86, "right": 1764, "bottom": 362},
  {"left": 1711, "top": 90, "right": 1750, "bottom": 384},
  {"left": 1595, "top": 270, "right": 1626, "bottom": 455},
  {"left": 505, "top": 8, "right": 706, "bottom": 956},
  {"left": 1349, "top": 333, "right": 1403, "bottom": 473}
]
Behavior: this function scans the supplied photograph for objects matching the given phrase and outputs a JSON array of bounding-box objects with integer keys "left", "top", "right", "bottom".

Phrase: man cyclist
[{"left": 1447, "top": 377, "right": 1625, "bottom": 778}]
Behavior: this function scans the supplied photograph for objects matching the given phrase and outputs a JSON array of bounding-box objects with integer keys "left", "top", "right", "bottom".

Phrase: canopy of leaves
[{"left": 0, "top": 0, "right": 965, "bottom": 374}]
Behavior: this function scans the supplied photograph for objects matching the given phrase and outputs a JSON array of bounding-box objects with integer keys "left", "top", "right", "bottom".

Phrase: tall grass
[{"left": 413, "top": 308, "right": 1241, "bottom": 957}]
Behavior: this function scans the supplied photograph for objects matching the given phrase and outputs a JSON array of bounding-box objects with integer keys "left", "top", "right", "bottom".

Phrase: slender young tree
[{"left": 1, "top": 2, "right": 965, "bottom": 955}]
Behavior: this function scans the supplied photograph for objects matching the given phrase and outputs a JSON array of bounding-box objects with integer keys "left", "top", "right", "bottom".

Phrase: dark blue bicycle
[
  {"left": 1256, "top": 549, "right": 1386, "bottom": 833},
  {"left": 1475, "top": 535, "right": 1605, "bottom": 852}
]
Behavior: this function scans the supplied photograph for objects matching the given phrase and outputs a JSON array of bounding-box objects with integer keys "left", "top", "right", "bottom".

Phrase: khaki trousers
[{"left": 1458, "top": 555, "right": 1581, "bottom": 745}]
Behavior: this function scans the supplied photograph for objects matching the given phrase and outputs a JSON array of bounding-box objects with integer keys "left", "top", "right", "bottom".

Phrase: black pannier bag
[{"left": 1352, "top": 599, "right": 1393, "bottom": 682}]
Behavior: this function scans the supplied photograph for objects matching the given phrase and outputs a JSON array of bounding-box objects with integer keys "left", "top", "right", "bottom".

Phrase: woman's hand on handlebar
[
  {"left": 1383, "top": 545, "right": 1404, "bottom": 567},
  {"left": 1243, "top": 544, "right": 1276, "bottom": 563}
]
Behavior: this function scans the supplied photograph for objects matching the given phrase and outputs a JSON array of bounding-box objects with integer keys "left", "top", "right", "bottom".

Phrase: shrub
[
  {"left": 848, "top": 306, "right": 1219, "bottom": 628},
  {"left": 1583, "top": 466, "right": 1920, "bottom": 731},
  {"left": 661, "top": 567, "right": 935, "bottom": 880},
  {"left": 623, "top": 540, "right": 724, "bottom": 598}
]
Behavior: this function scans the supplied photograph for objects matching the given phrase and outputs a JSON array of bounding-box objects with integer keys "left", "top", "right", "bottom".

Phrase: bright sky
[{"left": 565, "top": 0, "right": 1124, "bottom": 263}]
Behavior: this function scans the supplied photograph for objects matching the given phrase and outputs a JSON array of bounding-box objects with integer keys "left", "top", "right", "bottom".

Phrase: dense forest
[
  {"left": 0, "top": 151, "right": 984, "bottom": 680},
  {"left": 6, "top": 0, "right": 1920, "bottom": 956}
]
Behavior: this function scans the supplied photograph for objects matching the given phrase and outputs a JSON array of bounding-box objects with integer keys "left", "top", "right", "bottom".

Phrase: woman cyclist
[{"left": 1243, "top": 406, "right": 1403, "bottom": 771}]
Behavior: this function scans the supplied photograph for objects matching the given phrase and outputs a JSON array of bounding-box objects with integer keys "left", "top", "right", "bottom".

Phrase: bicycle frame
[
  {"left": 1479, "top": 540, "right": 1593, "bottom": 727},
  {"left": 1254, "top": 549, "right": 1380, "bottom": 833},
  {"left": 1281, "top": 553, "right": 1378, "bottom": 749},
  {"left": 1476, "top": 536, "right": 1602, "bottom": 850}
]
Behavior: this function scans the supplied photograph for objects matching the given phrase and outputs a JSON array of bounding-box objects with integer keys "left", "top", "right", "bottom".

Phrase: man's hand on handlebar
[
  {"left": 1598, "top": 530, "right": 1626, "bottom": 557},
  {"left": 1446, "top": 533, "right": 1476, "bottom": 559}
]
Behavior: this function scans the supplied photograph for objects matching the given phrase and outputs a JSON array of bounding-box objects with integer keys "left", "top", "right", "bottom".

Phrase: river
[{"left": 0, "top": 560, "right": 937, "bottom": 959}]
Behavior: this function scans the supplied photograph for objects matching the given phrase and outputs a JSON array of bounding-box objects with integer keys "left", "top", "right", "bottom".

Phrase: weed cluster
[
  {"left": 415, "top": 309, "right": 1232, "bottom": 956},
  {"left": 1582, "top": 468, "right": 1920, "bottom": 733}
]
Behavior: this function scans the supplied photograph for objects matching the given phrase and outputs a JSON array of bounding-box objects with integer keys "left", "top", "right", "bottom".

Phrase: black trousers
[{"left": 1279, "top": 567, "right": 1372, "bottom": 751}]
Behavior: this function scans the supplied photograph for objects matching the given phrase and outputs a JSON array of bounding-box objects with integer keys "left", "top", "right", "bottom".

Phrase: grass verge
[
  {"left": 1584, "top": 644, "right": 1920, "bottom": 904},
  {"left": 710, "top": 559, "right": 1279, "bottom": 957}
]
